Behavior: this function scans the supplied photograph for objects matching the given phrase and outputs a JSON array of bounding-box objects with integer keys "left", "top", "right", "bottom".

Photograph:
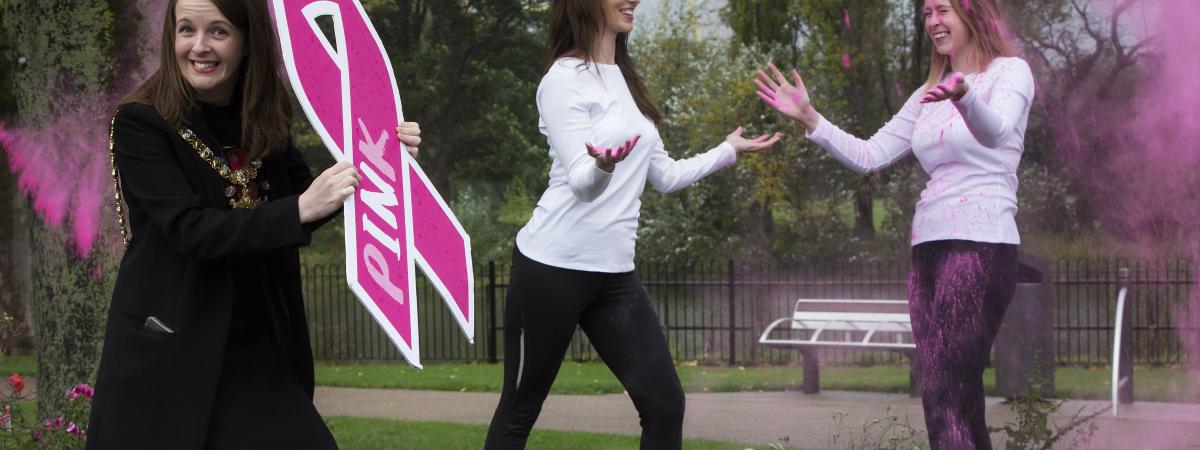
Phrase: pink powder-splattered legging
[{"left": 909, "top": 240, "right": 1018, "bottom": 450}]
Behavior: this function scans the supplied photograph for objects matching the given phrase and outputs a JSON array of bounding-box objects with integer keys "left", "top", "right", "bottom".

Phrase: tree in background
[
  {"left": 0, "top": 0, "right": 36, "bottom": 358},
  {"left": 716, "top": 0, "right": 921, "bottom": 262},
  {"left": 2, "top": 0, "right": 122, "bottom": 417},
  {"left": 1005, "top": 0, "right": 1151, "bottom": 238},
  {"left": 296, "top": 0, "right": 549, "bottom": 265}
]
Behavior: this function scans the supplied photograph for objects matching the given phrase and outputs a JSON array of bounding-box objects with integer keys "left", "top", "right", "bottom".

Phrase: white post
[{"left": 1111, "top": 287, "right": 1128, "bottom": 416}]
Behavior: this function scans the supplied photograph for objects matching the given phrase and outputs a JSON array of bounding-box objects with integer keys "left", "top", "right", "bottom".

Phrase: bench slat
[{"left": 793, "top": 299, "right": 909, "bottom": 314}]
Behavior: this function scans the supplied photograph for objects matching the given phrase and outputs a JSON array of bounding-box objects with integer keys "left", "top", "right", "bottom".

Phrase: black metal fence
[{"left": 299, "top": 257, "right": 1198, "bottom": 366}]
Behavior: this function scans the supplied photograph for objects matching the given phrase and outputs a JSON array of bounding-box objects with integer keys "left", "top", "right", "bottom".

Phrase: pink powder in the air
[
  {"left": 0, "top": 0, "right": 165, "bottom": 258},
  {"left": 842, "top": 51, "right": 851, "bottom": 69},
  {"left": 1, "top": 112, "right": 110, "bottom": 256},
  {"left": 843, "top": 9, "right": 851, "bottom": 29},
  {"left": 1051, "top": 0, "right": 1200, "bottom": 411}
]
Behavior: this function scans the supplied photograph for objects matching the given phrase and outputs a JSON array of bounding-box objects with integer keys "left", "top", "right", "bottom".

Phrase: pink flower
[
  {"left": 32, "top": 430, "right": 43, "bottom": 441},
  {"left": 7, "top": 374, "right": 23, "bottom": 394},
  {"left": 66, "top": 421, "right": 84, "bottom": 435},
  {"left": 66, "top": 383, "right": 95, "bottom": 401}
]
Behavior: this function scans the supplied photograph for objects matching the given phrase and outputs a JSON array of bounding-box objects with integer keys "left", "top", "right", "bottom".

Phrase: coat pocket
[{"left": 112, "top": 310, "right": 179, "bottom": 339}]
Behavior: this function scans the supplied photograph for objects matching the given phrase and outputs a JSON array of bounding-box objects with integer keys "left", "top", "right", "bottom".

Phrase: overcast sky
[{"left": 628, "top": 0, "right": 731, "bottom": 40}]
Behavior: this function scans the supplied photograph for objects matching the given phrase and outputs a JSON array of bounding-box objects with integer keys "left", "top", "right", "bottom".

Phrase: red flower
[{"left": 6, "top": 374, "right": 23, "bottom": 394}]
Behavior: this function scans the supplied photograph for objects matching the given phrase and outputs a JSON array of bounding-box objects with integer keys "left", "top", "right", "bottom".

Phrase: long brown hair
[
  {"left": 122, "top": 0, "right": 291, "bottom": 161},
  {"left": 545, "top": 0, "right": 662, "bottom": 125},
  {"left": 924, "top": 0, "right": 1015, "bottom": 88}
]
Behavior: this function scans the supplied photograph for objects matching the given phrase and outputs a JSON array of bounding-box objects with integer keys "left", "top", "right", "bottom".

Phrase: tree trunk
[
  {"left": 853, "top": 178, "right": 875, "bottom": 237},
  {"left": 911, "top": 0, "right": 926, "bottom": 88},
  {"left": 5, "top": 0, "right": 119, "bottom": 417}
]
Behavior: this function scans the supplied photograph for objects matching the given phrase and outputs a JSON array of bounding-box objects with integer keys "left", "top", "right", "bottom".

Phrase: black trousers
[
  {"left": 484, "top": 248, "right": 685, "bottom": 450},
  {"left": 909, "top": 240, "right": 1018, "bottom": 450}
]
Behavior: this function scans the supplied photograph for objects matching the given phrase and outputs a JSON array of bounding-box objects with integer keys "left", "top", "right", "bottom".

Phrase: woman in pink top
[{"left": 755, "top": 0, "right": 1034, "bottom": 448}]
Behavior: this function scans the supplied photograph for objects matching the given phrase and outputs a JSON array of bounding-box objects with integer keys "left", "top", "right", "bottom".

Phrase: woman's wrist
[
  {"left": 297, "top": 193, "right": 312, "bottom": 224},
  {"left": 952, "top": 82, "right": 970, "bottom": 102},
  {"left": 595, "top": 158, "right": 615, "bottom": 173},
  {"left": 799, "top": 108, "right": 821, "bottom": 134}
]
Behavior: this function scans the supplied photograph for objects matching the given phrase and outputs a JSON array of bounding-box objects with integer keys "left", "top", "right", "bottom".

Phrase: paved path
[{"left": 315, "top": 387, "right": 1200, "bottom": 449}]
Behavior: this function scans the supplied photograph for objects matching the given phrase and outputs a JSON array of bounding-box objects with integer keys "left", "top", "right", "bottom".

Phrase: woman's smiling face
[{"left": 174, "top": 0, "right": 245, "bottom": 104}]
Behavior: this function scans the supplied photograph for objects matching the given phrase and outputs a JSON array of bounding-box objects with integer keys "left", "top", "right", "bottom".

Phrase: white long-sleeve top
[
  {"left": 806, "top": 56, "right": 1035, "bottom": 245},
  {"left": 516, "top": 57, "right": 738, "bottom": 272}
]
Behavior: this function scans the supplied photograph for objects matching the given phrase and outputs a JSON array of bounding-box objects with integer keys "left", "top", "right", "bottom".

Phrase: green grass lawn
[
  {"left": 0, "top": 355, "right": 37, "bottom": 378},
  {"left": 0, "top": 401, "right": 749, "bottom": 449},
  {"left": 4, "top": 354, "right": 1195, "bottom": 402},
  {"left": 314, "top": 360, "right": 1198, "bottom": 403},
  {"left": 327, "top": 417, "right": 747, "bottom": 450}
]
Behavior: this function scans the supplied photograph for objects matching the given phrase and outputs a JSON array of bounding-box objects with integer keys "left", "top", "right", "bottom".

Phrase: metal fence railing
[{"left": 300, "top": 257, "right": 1197, "bottom": 366}]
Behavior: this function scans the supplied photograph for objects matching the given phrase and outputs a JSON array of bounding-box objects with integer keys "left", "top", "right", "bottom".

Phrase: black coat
[{"left": 86, "top": 102, "right": 325, "bottom": 449}]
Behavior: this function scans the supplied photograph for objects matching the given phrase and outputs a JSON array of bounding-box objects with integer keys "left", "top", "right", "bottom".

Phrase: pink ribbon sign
[{"left": 272, "top": 0, "right": 474, "bottom": 368}]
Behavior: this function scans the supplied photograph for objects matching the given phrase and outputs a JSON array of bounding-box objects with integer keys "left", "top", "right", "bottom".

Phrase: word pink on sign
[{"left": 271, "top": 0, "right": 474, "bottom": 368}]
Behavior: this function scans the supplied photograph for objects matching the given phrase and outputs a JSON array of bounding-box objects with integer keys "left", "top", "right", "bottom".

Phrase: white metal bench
[{"left": 758, "top": 299, "right": 921, "bottom": 396}]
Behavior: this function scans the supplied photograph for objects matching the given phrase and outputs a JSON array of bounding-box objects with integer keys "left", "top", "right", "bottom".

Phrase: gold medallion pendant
[{"left": 178, "top": 128, "right": 265, "bottom": 209}]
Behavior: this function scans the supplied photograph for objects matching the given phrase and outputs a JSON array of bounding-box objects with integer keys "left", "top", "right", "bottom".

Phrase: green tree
[
  {"left": 718, "top": 1, "right": 920, "bottom": 260},
  {"left": 633, "top": 8, "right": 767, "bottom": 264},
  {"left": 294, "top": 1, "right": 549, "bottom": 264},
  {"left": 3, "top": 0, "right": 124, "bottom": 417},
  {"left": 0, "top": 0, "right": 36, "bottom": 359}
]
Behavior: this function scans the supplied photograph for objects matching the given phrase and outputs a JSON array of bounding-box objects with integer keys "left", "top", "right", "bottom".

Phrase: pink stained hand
[
  {"left": 754, "top": 62, "right": 816, "bottom": 125},
  {"left": 586, "top": 134, "right": 641, "bottom": 173},
  {"left": 921, "top": 72, "right": 969, "bottom": 104}
]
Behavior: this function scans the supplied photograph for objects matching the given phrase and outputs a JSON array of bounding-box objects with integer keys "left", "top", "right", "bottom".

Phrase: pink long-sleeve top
[{"left": 806, "top": 56, "right": 1036, "bottom": 245}]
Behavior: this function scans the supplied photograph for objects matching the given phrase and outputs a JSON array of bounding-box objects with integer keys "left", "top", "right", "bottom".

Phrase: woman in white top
[
  {"left": 484, "top": 1, "right": 780, "bottom": 448},
  {"left": 755, "top": 0, "right": 1034, "bottom": 448}
]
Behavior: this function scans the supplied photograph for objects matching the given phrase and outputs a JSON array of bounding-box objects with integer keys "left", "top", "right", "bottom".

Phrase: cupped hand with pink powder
[
  {"left": 920, "top": 72, "right": 969, "bottom": 103},
  {"left": 586, "top": 134, "right": 640, "bottom": 173}
]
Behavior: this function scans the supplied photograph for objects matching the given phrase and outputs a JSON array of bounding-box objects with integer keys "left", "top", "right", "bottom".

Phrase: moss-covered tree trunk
[{"left": 4, "top": 0, "right": 119, "bottom": 416}]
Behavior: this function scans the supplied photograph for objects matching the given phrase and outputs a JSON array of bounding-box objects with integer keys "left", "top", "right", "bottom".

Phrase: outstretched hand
[
  {"left": 921, "top": 73, "right": 968, "bottom": 104},
  {"left": 725, "top": 127, "right": 782, "bottom": 154},
  {"left": 755, "top": 62, "right": 820, "bottom": 131},
  {"left": 587, "top": 135, "right": 641, "bottom": 173}
]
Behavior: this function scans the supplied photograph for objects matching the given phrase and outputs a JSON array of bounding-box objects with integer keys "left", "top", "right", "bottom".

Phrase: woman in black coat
[{"left": 86, "top": 0, "right": 420, "bottom": 448}]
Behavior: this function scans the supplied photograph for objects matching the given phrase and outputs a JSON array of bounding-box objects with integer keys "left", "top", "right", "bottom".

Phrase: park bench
[{"left": 757, "top": 298, "right": 921, "bottom": 396}]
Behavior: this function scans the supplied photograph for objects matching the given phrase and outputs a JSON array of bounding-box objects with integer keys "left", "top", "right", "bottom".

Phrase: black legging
[
  {"left": 484, "top": 248, "right": 685, "bottom": 450},
  {"left": 909, "top": 240, "right": 1017, "bottom": 450}
]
